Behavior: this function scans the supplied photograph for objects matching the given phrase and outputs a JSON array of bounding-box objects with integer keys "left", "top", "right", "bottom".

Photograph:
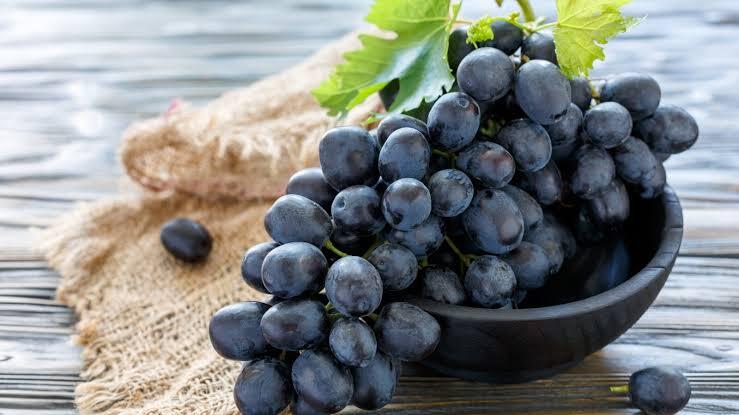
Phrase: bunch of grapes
[{"left": 208, "top": 21, "right": 698, "bottom": 415}]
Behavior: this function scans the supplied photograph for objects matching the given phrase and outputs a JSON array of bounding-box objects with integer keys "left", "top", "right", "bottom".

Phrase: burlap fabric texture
[{"left": 41, "top": 34, "right": 380, "bottom": 414}]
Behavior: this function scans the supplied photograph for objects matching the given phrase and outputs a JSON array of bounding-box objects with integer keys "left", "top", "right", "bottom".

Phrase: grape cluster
[{"left": 210, "top": 22, "right": 699, "bottom": 415}]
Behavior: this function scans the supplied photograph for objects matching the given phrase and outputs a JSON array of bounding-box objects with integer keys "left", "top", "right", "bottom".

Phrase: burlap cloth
[{"left": 41, "top": 34, "right": 380, "bottom": 414}]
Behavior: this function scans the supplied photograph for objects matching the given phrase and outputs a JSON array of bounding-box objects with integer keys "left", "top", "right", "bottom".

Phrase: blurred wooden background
[{"left": 0, "top": 0, "right": 738, "bottom": 413}]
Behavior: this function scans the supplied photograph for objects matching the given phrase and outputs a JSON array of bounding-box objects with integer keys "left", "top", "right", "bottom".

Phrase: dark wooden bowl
[{"left": 410, "top": 186, "right": 683, "bottom": 383}]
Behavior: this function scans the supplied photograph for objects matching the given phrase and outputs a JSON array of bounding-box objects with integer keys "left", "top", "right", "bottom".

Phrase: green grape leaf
[
  {"left": 466, "top": 16, "right": 495, "bottom": 46},
  {"left": 553, "top": 0, "right": 641, "bottom": 78},
  {"left": 312, "top": 0, "right": 461, "bottom": 117}
]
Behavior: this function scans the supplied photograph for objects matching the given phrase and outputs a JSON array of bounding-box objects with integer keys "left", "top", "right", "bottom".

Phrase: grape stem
[
  {"left": 444, "top": 236, "right": 475, "bottom": 268},
  {"left": 515, "top": 0, "right": 537, "bottom": 23},
  {"left": 419, "top": 258, "right": 429, "bottom": 268},
  {"left": 610, "top": 385, "right": 630, "bottom": 394},
  {"left": 324, "top": 240, "right": 349, "bottom": 258},
  {"left": 535, "top": 22, "right": 557, "bottom": 30},
  {"left": 455, "top": 16, "right": 529, "bottom": 33}
]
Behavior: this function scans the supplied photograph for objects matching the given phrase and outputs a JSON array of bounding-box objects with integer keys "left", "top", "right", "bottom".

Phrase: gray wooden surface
[{"left": 0, "top": 0, "right": 738, "bottom": 414}]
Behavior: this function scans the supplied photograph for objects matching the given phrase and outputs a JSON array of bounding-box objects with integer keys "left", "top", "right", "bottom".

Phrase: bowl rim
[{"left": 413, "top": 185, "right": 683, "bottom": 323}]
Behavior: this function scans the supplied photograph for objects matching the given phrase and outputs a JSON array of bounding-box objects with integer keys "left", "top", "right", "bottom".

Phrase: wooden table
[{"left": 1, "top": 0, "right": 737, "bottom": 413}]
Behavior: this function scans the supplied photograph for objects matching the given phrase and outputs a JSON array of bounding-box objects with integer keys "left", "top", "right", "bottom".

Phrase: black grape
[
  {"left": 448, "top": 26, "right": 474, "bottom": 72},
  {"left": 501, "top": 185, "right": 543, "bottom": 232},
  {"left": 259, "top": 299, "right": 328, "bottom": 351},
  {"left": 427, "top": 92, "right": 481, "bottom": 151},
  {"left": 241, "top": 241, "right": 279, "bottom": 293},
  {"left": 513, "top": 160, "right": 563, "bottom": 205},
  {"left": 515, "top": 59, "right": 571, "bottom": 125},
  {"left": 351, "top": 352, "right": 400, "bottom": 410},
  {"left": 325, "top": 256, "right": 383, "bottom": 317},
  {"left": 292, "top": 349, "right": 354, "bottom": 414},
  {"left": 160, "top": 218, "right": 212, "bottom": 263},
  {"left": 583, "top": 102, "right": 633, "bottom": 149},
  {"left": 600, "top": 72, "right": 661, "bottom": 121},
  {"left": 639, "top": 158, "right": 666, "bottom": 199},
  {"left": 428, "top": 169, "right": 474, "bottom": 217},
  {"left": 421, "top": 266, "right": 466, "bottom": 305},
  {"left": 286, "top": 167, "right": 337, "bottom": 213},
  {"left": 456, "top": 140, "right": 516, "bottom": 188},
  {"left": 331, "top": 185, "right": 385, "bottom": 236},
  {"left": 570, "top": 76, "right": 592, "bottom": 112},
  {"left": 261, "top": 242, "right": 327, "bottom": 298},
  {"left": 457, "top": 47, "right": 515, "bottom": 103},
  {"left": 569, "top": 144, "right": 616, "bottom": 199},
  {"left": 376, "top": 114, "right": 429, "bottom": 146},
  {"left": 545, "top": 103, "right": 584, "bottom": 162},
  {"left": 586, "top": 179, "right": 630, "bottom": 229},
  {"left": 369, "top": 128, "right": 380, "bottom": 150},
  {"left": 264, "top": 194, "right": 333, "bottom": 247},
  {"left": 495, "top": 118, "right": 552, "bottom": 172},
  {"left": 209, "top": 301, "right": 273, "bottom": 361},
  {"left": 462, "top": 188, "right": 524, "bottom": 255},
  {"left": 629, "top": 367, "right": 691, "bottom": 415},
  {"left": 464, "top": 255, "right": 517, "bottom": 308},
  {"left": 610, "top": 136, "right": 660, "bottom": 185},
  {"left": 374, "top": 302, "right": 441, "bottom": 361},
  {"left": 521, "top": 32, "right": 557, "bottom": 64},
  {"left": 381, "top": 178, "right": 432, "bottom": 231},
  {"left": 319, "top": 126, "right": 378, "bottom": 190},
  {"left": 329, "top": 317, "right": 377, "bottom": 368},
  {"left": 384, "top": 215, "right": 445, "bottom": 257},
  {"left": 378, "top": 127, "right": 431, "bottom": 182},
  {"left": 633, "top": 105, "right": 700, "bottom": 155},
  {"left": 523, "top": 218, "right": 566, "bottom": 274},
  {"left": 481, "top": 20, "right": 524, "bottom": 55},
  {"left": 654, "top": 151, "right": 671, "bottom": 162},
  {"left": 366, "top": 243, "right": 418, "bottom": 291},
  {"left": 501, "top": 241, "right": 551, "bottom": 290},
  {"left": 544, "top": 213, "right": 577, "bottom": 259},
  {"left": 291, "top": 396, "right": 329, "bottom": 415},
  {"left": 234, "top": 358, "right": 292, "bottom": 415}
]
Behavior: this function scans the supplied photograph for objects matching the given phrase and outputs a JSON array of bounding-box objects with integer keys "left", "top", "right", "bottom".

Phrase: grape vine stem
[
  {"left": 515, "top": 0, "right": 537, "bottom": 23},
  {"left": 324, "top": 240, "right": 349, "bottom": 258},
  {"left": 444, "top": 236, "right": 474, "bottom": 268},
  {"left": 610, "top": 385, "right": 630, "bottom": 394}
]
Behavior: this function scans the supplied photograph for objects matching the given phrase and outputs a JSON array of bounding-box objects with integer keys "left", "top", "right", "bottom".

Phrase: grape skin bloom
[{"left": 428, "top": 169, "right": 474, "bottom": 218}]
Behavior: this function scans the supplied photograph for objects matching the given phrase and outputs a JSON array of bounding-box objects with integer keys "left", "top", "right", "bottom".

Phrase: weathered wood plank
[{"left": 1, "top": 0, "right": 739, "bottom": 412}]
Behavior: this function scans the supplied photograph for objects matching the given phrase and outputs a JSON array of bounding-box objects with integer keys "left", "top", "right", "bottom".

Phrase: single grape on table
[{"left": 160, "top": 218, "right": 212, "bottom": 263}]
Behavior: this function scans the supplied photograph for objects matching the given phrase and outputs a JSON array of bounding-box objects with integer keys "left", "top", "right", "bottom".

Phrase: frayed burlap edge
[{"left": 120, "top": 33, "right": 380, "bottom": 202}]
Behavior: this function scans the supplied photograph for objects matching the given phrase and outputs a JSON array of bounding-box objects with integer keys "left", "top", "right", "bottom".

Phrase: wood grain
[{"left": 1, "top": 0, "right": 739, "bottom": 413}]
